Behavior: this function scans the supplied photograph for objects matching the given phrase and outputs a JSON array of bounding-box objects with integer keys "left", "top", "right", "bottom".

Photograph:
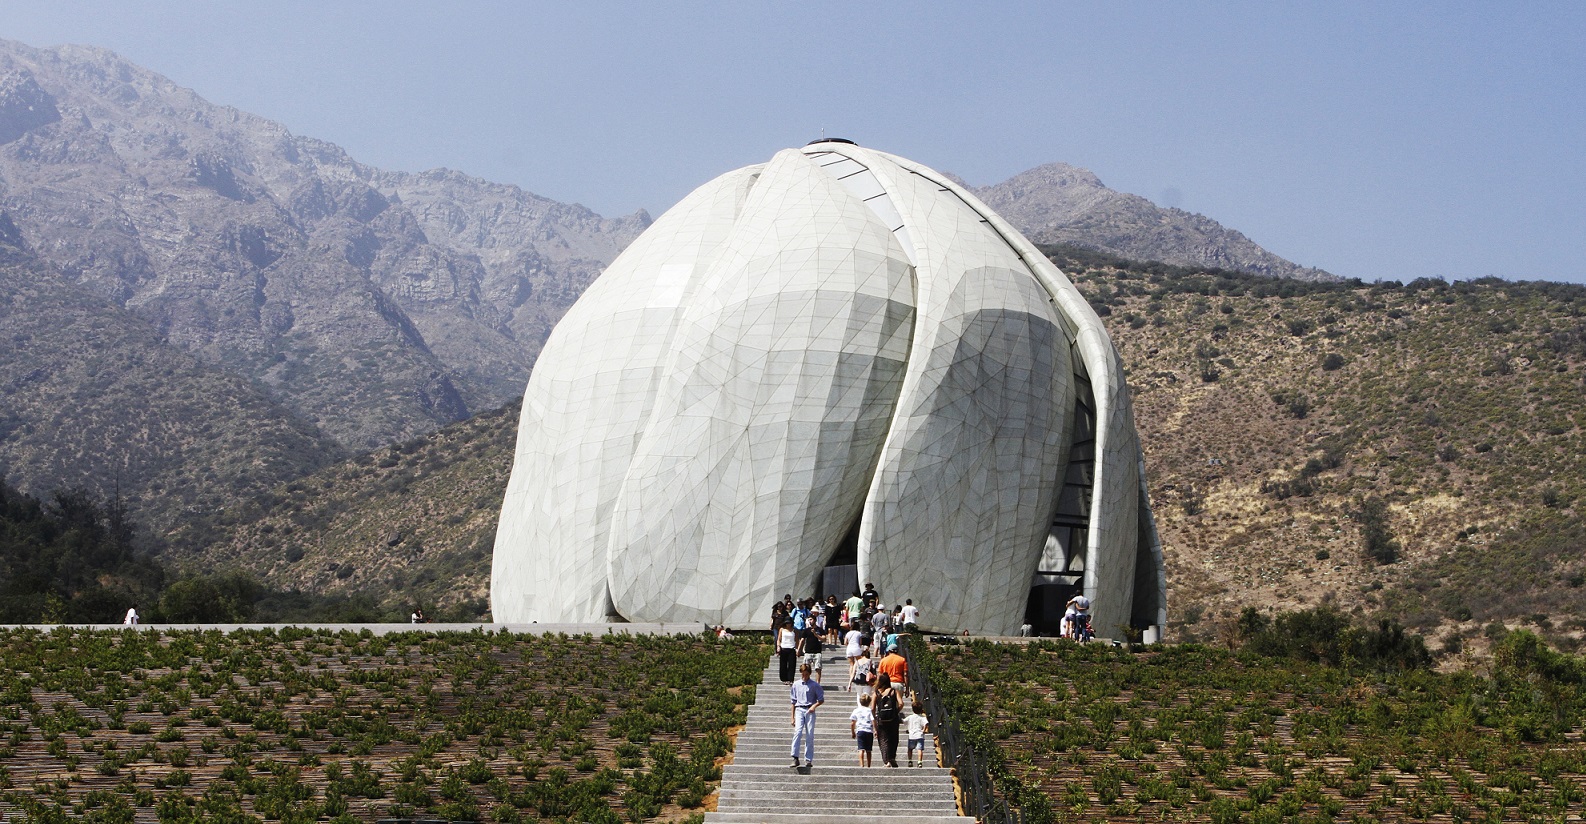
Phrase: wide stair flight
[{"left": 706, "top": 651, "right": 973, "bottom": 824}]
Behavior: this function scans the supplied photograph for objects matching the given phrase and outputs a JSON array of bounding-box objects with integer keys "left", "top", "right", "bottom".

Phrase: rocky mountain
[
  {"left": 188, "top": 250, "right": 1586, "bottom": 654},
  {"left": 0, "top": 38, "right": 648, "bottom": 458},
  {"left": 0, "top": 223, "right": 342, "bottom": 528},
  {"left": 976, "top": 163, "right": 1335, "bottom": 282}
]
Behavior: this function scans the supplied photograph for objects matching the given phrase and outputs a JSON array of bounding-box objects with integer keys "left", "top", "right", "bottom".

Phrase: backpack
[{"left": 875, "top": 690, "right": 900, "bottom": 723}]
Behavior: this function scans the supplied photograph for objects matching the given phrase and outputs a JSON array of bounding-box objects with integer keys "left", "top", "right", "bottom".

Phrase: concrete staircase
[{"left": 706, "top": 652, "right": 973, "bottom": 824}]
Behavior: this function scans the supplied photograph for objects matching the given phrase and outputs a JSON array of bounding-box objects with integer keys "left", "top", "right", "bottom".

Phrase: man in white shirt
[
  {"left": 123, "top": 606, "right": 138, "bottom": 626},
  {"left": 901, "top": 599, "right": 920, "bottom": 629}
]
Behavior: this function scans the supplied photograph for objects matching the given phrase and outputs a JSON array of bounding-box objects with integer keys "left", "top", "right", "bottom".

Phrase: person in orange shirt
[{"left": 877, "top": 642, "right": 907, "bottom": 688}]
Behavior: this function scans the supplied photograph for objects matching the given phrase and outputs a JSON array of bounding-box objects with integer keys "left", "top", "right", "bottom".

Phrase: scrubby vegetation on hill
[
  {"left": 0, "top": 246, "right": 344, "bottom": 533},
  {"left": 170, "top": 401, "right": 519, "bottom": 620},
  {"left": 0, "top": 628, "right": 766, "bottom": 822},
  {"left": 0, "top": 478, "right": 418, "bottom": 624},
  {"left": 0, "top": 481, "right": 162, "bottom": 623},
  {"left": 919, "top": 628, "right": 1586, "bottom": 823},
  {"left": 1045, "top": 244, "right": 1586, "bottom": 653}
]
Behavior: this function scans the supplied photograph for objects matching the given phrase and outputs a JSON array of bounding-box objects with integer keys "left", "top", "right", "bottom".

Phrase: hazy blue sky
[{"left": 7, "top": 2, "right": 1583, "bottom": 282}]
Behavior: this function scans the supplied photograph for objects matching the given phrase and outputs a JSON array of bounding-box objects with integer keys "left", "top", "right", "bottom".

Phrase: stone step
[
  {"left": 716, "top": 795, "right": 951, "bottom": 808},
  {"left": 746, "top": 706, "right": 907, "bottom": 714},
  {"left": 732, "top": 746, "right": 939, "bottom": 760},
  {"left": 736, "top": 729, "right": 930, "bottom": 738},
  {"left": 730, "top": 756, "right": 940, "bottom": 765},
  {"left": 735, "top": 733, "right": 931, "bottom": 741},
  {"left": 716, "top": 802, "right": 962, "bottom": 816},
  {"left": 720, "top": 783, "right": 954, "bottom": 798},
  {"left": 733, "top": 741, "right": 934, "bottom": 751},
  {"left": 731, "top": 757, "right": 942, "bottom": 768},
  {"left": 746, "top": 700, "right": 917, "bottom": 708},
  {"left": 728, "top": 759, "right": 943, "bottom": 770},
  {"left": 705, "top": 814, "right": 973, "bottom": 824},
  {"left": 724, "top": 763, "right": 946, "bottom": 776},
  {"left": 721, "top": 774, "right": 949, "bottom": 789},
  {"left": 733, "top": 745, "right": 939, "bottom": 757},
  {"left": 719, "top": 785, "right": 953, "bottom": 798},
  {"left": 735, "top": 734, "right": 935, "bottom": 744}
]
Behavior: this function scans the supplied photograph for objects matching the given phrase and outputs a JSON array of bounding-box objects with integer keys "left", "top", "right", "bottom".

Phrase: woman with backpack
[{"left": 872, "top": 672, "right": 904, "bottom": 767}]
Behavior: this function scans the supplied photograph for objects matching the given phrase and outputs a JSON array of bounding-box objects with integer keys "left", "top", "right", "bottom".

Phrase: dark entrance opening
[
  {"left": 815, "top": 517, "right": 861, "bottom": 600},
  {"left": 1024, "top": 580, "right": 1079, "bottom": 637}
]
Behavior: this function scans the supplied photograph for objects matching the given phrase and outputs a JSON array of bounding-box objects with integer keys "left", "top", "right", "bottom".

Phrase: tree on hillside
[{"left": 0, "top": 479, "right": 165, "bottom": 622}]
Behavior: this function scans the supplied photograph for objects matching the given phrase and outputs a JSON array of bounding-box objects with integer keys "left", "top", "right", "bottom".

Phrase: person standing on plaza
[
  {"left": 845, "top": 590, "right": 864, "bottom": 627},
  {"left": 870, "top": 606, "right": 891, "bottom": 655},
  {"left": 789, "top": 663, "right": 825, "bottom": 772},
  {"left": 843, "top": 621, "right": 866, "bottom": 687},
  {"left": 797, "top": 622, "right": 824, "bottom": 682},
  {"left": 122, "top": 606, "right": 138, "bottom": 626},
  {"left": 777, "top": 619, "right": 799, "bottom": 683},
  {"left": 1064, "top": 594, "right": 1092, "bottom": 642},
  {"left": 901, "top": 599, "right": 920, "bottom": 630},
  {"left": 873, "top": 672, "right": 903, "bottom": 767},
  {"left": 850, "top": 648, "right": 874, "bottom": 704}
]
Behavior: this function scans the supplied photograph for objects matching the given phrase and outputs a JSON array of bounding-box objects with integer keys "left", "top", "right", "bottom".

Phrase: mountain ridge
[
  {"left": 0, "top": 37, "right": 649, "bottom": 447},
  {"left": 976, "top": 162, "right": 1335, "bottom": 282}
]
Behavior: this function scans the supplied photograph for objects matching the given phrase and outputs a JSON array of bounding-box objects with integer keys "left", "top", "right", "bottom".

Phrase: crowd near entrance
[{"left": 767, "top": 577, "right": 1097, "bottom": 773}]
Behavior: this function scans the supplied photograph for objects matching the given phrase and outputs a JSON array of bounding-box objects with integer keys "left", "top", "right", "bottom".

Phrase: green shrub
[
  {"left": 1355, "top": 496, "right": 1400, "bottom": 565},
  {"left": 1238, "top": 606, "right": 1431, "bottom": 672}
]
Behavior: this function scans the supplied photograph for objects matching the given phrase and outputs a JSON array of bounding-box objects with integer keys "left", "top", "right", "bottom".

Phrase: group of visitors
[
  {"left": 772, "top": 585, "right": 922, "bottom": 685},
  {"left": 781, "top": 584, "right": 931, "bottom": 772},
  {"left": 1017, "top": 593, "right": 1097, "bottom": 640},
  {"left": 1060, "top": 594, "right": 1093, "bottom": 642},
  {"left": 842, "top": 672, "right": 927, "bottom": 768}
]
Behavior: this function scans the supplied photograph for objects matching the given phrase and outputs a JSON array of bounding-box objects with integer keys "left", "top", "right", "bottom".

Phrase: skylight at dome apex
[{"left": 492, "top": 141, "right": 1165, "bottom": 639}]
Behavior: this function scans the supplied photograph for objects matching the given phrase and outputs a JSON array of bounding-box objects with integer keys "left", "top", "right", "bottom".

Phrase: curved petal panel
[
  {"left": 491, "top": 166, "right": 761, "bottom": 622},
  {"left": 830, "top": 147, "right": 1072, "bottom": 636},
  {"left": 605, "top": 150, "right": 916, "bottom": 625}
]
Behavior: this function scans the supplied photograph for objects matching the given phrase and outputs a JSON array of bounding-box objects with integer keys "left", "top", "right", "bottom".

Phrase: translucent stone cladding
[{"left": 493, "top": 144, "right": 1166, "bottom": 638}]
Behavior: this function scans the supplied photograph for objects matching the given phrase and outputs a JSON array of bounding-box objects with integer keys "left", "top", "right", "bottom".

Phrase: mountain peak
[
  {"left": 1001, "top": 161, "right": 1106, "bottom": 189},
  {"left": 976, "top": 162, "right": 1334, "bottom": 281}
]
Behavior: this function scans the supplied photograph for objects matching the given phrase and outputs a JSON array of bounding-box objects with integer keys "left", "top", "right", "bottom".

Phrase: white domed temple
[{"left": 491, "top": 141, "right": 1165, "bottom": 639}]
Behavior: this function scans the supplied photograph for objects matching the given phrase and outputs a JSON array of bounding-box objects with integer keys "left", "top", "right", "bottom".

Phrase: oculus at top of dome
[{"left": 492, "top": 141, "right": 1165, "bottom": 639}]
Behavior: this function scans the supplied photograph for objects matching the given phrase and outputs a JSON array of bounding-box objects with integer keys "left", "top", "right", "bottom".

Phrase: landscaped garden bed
[
  {"left": 926, "top": 637, "right": 1586, "bottom": 823},
  {"left": 0, "top": 627, "right": 767, "bottom": 823}
]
